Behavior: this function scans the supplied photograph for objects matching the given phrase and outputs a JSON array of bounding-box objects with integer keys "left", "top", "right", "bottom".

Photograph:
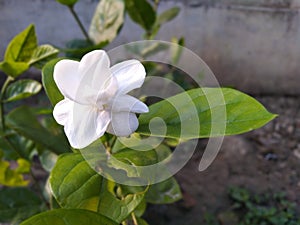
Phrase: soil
[{"left": 144, "top": 96, "right": 300, "bottom": 225}]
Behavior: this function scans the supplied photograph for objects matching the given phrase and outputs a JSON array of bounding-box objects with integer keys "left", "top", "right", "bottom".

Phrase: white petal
[
  {"left": 110, "top": 95, "right": 148, "bottom": 113},
  {"left": 107, "top": 112, "right": 138, "bottom": 137},
  {"left": 63, "top": 103, "right": 110, "bottom": 149},
  {"left": 111, "top": 60, "right": 146, "bottom": 94},
  {"left": 53, "top": 98, "right": 74, "bottom": 126},
  {"left": 54, "top": 59, "right": 82, "bottom": 101}
]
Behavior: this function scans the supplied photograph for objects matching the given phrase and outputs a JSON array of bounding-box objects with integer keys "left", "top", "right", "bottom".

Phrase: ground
[{"left": 145, "top": 96, "right": 300, "bottom": 225}]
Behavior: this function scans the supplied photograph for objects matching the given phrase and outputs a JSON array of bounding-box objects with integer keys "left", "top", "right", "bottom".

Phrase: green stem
[
  {"left": 68, "top": 6, "right": 92, "bottom": 43},
  {"left": 0, "top": 77, "right": 13, "bottom": 131},
  {"left": 131, "top": 212, "right": 139, "bottom": 225}
]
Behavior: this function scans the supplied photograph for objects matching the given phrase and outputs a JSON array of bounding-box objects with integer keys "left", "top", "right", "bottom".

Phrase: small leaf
[
  {"left": 56, "top": 0, "right": 78, "bottom": 6},
  {"left": 156, "top": 7, "right": 180, "bottom": 25},
  {"left": 0, "top": 188, "right": 45, "bottom": 223},
  {"left": 146, "top": 177, "right": 182, "bottom": 204},
  {"left": 20, "top": 209, "right": 117, "bottom": 225},
  {"left": 125, "top": 0, "right": 156, "bottom": 32},
  {"left": 50, "top": 153, "right": 145, "bottom": 223},
  {"left": 42, "top": 58, "right": 64, "bottom": 106},
  {"left": 137, "top": 88, "right": 277, "bottom": 138},
  {"left": 29, "top": 44, "right": 59, "bottom": 69},
  {"left": 4, "top": 24, "right": 37, "bottom": 63},
  {"left": 4, "top": 79, "right": 42, "bottom": 102},
  {"left": 89, "top": 0, "right": 125, "bottom": 44},
  {"left": 0, "top": 61, "right": 29, "bottom": 78},
  {"left": 6, "top": 106, "right": 70, "bottom": 154}
]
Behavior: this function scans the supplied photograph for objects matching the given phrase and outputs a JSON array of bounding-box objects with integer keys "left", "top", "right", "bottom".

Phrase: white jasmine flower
[{"left": 53, "top": 50, "right": 148, "bottom": 149}]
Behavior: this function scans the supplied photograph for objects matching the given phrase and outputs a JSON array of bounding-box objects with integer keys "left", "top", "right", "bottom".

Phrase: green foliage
[
  {"left": 29, "top": 44, "right": 59, "bottom": 69},
  {"left": 228, "top": 187, "right": 300, "bottom": 225},
  {"left": 125, "top": 0, "right": 156, "bottom": 32},
  {"left": 89, "top": 0, "right": 125, "bottom": 45},
  {"left": 4, "top": 79, "right": 42, "bottom": 102},
  {"left": 20, "top": 209, "right": 117, "bottom": 225},
  {"left": 138, "top": 88, "right": 277, "bottom": 138},
  {"left": 56, "top": 0, "right": 78, "bottom": 7},
  {"left": 0, "top": 187, "right": 45, "bottom": 223}
]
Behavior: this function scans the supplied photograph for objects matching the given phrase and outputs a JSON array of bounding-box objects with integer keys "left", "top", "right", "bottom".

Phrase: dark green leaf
[
  {"left": 146, "top": 177, "right": 182, "bottom": 204},
  {"left": 137, "top": 88, "right": 277, "bottom": 138},
  {"left": 157, "top": 7, "right": 180, "bottom": 25},
  {"left": 135, "top": 217, "right": 149, "bottom": 225},
  {"left": 42, "top": 58, "right": 64, "bottom": 106},
  {"left": 6, "top": 106, "right": 70, "bottom": 154},
  {"left": 125, "top": 0, "right": 156, "bottom": 32},
  {"left": 29, "top": 44, "right": 59, "bottom": 69},
  {"left": 56, "top": 0, "right": 78, "bottom": 6},
  {"left": 20, "top": 209, "right": 117, "bottom": 225},
  {"left": 4, "top": 79, "right": 42, "bottom": 102},
  {"left": 4, "top": 24, "right": 37, "bottom": 63},
  {"left": 0, "top": 188, "right": 45, "bottom": 223},
  {"left": 50, "top": 153, "right": 145, "bottom": 223},
  {"left": 89, "top": 0, "right": 125, "bottom": 44}
]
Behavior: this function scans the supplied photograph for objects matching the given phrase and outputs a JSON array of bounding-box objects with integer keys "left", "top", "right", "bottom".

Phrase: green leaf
[
  {"left": 20, "top": 209, "right": 117, "bottom": 225},
  {"left": 0, "top": 158, "right": 30, "bottom": 187},
  {"left": 137, "top": 88, "right": 277, "bottom": 138},
  {"left": 135, "top": 217, "right": 149, "bottom": 225},
  {"left": 89, "top": 0, "right": 125, "bottom": 45},
  {"left": 29, "top": 44, "right": 59, "bottom": 69},
  {"left": 0, "top": 188, "right": 45, "bottom": 223},
  {"left": 56, "top": 0, "right": 78, "bottom": 6},
  {"left": 156, "top": 7, "right": 180, "bottom": 25},
  {"left": 42, "top": 58, "right": 64, "bottom": 106},
  {"left": 6, "top": 106, "right": 70, "bottom": 154},
  {"left": 50, "top": 153, "right": 145, "bottom": 223},
  {"left": 125, "top": 0, "right": 156, "bottom": 32},
  {"left": 146, "top": 177, "right": 182, "bottom": 204},
  {"left": 4, "top": 79, "right": 42, "bottom": 102},
  {"left": 0, "top": 61, "right": 29, "bottom": 78},
  {"left": 4, "top": 24, "right": 37, "bottom": 63}
]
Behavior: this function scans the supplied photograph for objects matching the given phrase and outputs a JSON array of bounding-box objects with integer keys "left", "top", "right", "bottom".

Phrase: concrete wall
[{"left": 1, "top": 0, "right": 300, "bottom": 95}]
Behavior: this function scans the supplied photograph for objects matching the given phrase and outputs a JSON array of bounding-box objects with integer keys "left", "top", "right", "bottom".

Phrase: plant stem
[
  {"left": 68, "top": 6, "right": 92, "bottom": 43},
  {"left": 0, "top": 76, "right": 13, "bottom": 131},
  {"left": 131, "top": 212, "right": 139, "bottom": 225}
]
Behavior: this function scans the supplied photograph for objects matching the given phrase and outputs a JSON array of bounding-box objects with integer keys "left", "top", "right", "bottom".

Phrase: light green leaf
[
  {"left": 89, "top": 0, "right": 125, "bottom": 44},
  {"left": 156, "top": 7, "right": 180, "bottom": 25},
  {"left": 20, "top": 209, "right": 117, "bottom": 225},
  {"left": 56, "top": 0, "right": 78, "bottom": 6},
  {"left": 0, "top": 157, "right": 30, "bottom": 187},
  {"left": 125, "top": 0, "right": 156, "bottom": 32},
  {"left": 0, "top": 188, "right": 45, "bottom": 223},
  {"left": 6, "top": 106, "right": 70, "bottom": 154},
  {"left": 146, "top": 177, "right": 182, "bottom": 204},
  {"left": 4, "top": 79, "right": 42, "bottom": 102},
  {"left": 42, "top": 58, "right": 64, "bottom": 106},
  {"left": 0, "top": 61, "right": 29, "bottom": 78},
  {"left": 137, "top": 88, "right": 277, "bottom": 138},
  {"left": 4, "top": 24, "right": 37, "bottom": 63},
  {"left": 50, "top": 153, "right": 145, "bottom": 223},
  {"left": 29, "top": 44, "right": 59, "bottom": 69}
]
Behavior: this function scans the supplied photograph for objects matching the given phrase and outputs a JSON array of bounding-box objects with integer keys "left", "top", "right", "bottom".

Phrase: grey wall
[{"left": 1, "top": 0, "right": 300, "bottom": 95}]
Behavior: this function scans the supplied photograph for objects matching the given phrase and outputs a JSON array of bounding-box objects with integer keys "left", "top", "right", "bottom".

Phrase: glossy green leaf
[
  {"left": 137, "top": 88, "right": 277, "bottom": 138},
  {"left": 56, "top": 0, "right": 78, "bottom": 6},
  {"left": 50, "top": 153, "right": 145, "bottom": 223},
  {"left": 42, "top": 58, "right": 64, "bottom": 106},
  {"left": 146, "top": 177, "right": 182, "bottom": 204},
  {"left": 125, "top": 0, "right": 156, "bottom": 32},
  {"left": 6, "top": 106, "right": 70, "bottom": 154},
  {"left": 4, "top": 79, "right": 42, "bottom": 102},
  {"left": 0, "top": 157, "right": 30, "bottom": 187},
  {"left": 0, "top": 188, "right": 45, "bottom": 223},
  {"left": 29, "top": 44, "right": 59, "bottom": 69},
  {"left": 4, "top": 24, "right": 37, "bottom": 63},
  {"left": 156, "top": 7, "right": 180, "bottom": 25},
  {"left": 89, "top": 0, "right": 125, "bottom": 44},
  {"left": 20, "top": 209, "right": 117, "bottom": 225}
]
